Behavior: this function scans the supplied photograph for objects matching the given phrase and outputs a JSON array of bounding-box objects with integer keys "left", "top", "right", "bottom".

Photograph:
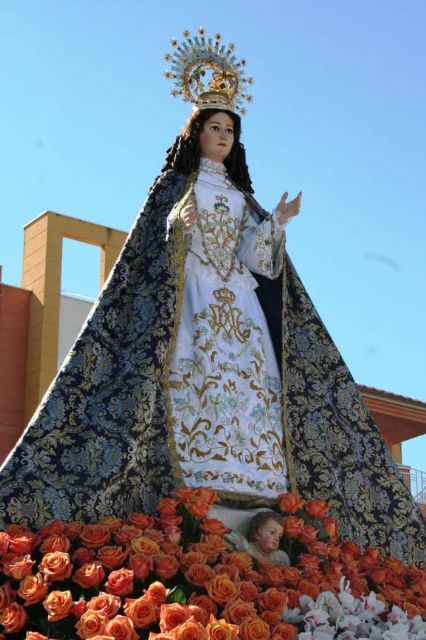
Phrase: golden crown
[{"left": 163, "top": 28, "right": 254, "bottom": 116}]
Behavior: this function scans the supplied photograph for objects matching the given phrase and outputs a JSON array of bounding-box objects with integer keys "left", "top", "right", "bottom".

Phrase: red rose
[
  {"left": 303, "top": 499, "right": 328, "bottom": 520},
  {"left": 80, "top": 525, "right": 111, "bottom": 549},
  {"left": 277, "top": 493, "right": 305, "bottom": 514}
]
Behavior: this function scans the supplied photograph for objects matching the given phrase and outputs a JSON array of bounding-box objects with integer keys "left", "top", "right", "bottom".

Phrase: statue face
[
  {"left": 255, "top": 518, "right": 283, "bottom": 554},
  {"left": 199, "top": 111, "right": 235, "bottom": 163}
]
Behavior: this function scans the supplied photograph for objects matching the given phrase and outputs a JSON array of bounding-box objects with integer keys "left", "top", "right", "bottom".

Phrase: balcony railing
[{"left": 398, "top": 465, "right": 426, "bottom": 504}]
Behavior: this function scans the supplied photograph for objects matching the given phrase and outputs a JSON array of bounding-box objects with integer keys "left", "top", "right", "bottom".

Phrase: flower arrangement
[{"left": 0, "top": 488, "right": 425, "bottom": 639}]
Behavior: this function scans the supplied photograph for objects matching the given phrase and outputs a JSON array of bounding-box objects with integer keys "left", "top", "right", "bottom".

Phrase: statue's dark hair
[
  {"left": 247, "top": 511, "right": 284, "bottom": 542},
  {"left": 161, "top": 109, "right": 254, "bottom": 194}
]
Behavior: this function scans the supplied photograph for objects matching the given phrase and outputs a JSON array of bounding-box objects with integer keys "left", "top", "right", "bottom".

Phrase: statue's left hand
[{"left": 275, "top": 191, "right": 302, "bottom": 224}]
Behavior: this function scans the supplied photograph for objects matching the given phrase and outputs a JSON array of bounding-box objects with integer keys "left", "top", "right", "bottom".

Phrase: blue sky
[{"left": 1, "top": 0, "right": 425, "bottom": 470}]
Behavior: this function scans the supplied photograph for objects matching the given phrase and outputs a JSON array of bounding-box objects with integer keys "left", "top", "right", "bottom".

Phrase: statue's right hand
[{"left": 180, "top": 200, "right": 198, "bottom": 228}]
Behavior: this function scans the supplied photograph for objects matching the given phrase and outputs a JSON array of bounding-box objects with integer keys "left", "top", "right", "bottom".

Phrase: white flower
[
  {"left": 336, "top": 613, "right": 362, "bottom": 632},
  {"left": 299, "top": 595, "right": 316, "bottom": 612},
  {"left": 312, "top": 624, "right": 337, "bottom": 640},
  {"left": 338, "top": 589, "right": 357, "bottom": 612},
  {"left": 363, "top": 591, "right": 386, "bottom": 616},
  {"left": 382, "top": 622, "right": 410, "bottom": 640},
  {"left": 305, "top": 608, "right": 330, "bottom": 627},
  {"left": 283, "top": 608, "right": 304, "bottom": 624},
  {"left": 409, "top": 615, "right": 426, "bottom": 634}
]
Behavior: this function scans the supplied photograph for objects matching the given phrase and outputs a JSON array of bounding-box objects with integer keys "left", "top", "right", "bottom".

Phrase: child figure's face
[{"left": 255, "top": 518, "right": 284, "bottom": 554}]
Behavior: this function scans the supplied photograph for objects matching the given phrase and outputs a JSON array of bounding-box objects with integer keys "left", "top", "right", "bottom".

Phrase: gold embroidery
[{"left": 208, "top": 288, "right": 251, "bottom": 344}]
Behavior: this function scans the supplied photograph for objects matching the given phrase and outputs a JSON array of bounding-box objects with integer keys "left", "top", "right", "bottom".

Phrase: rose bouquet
[{"left": 0, "top": 488, "right": 425, "bottom": 639}]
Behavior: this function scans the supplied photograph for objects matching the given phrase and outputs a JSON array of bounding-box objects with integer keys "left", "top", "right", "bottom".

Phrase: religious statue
[
  {"left": 225, "top": 511, "right": 290, "bottom": 566},
  {"left": 0, "top": 30, "right": 425, "bottom": 566}
]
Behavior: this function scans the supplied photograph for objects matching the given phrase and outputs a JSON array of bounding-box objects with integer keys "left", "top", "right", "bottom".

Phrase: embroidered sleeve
[{"left": 237, "top": 206, "right": 285, "bottom": 279}]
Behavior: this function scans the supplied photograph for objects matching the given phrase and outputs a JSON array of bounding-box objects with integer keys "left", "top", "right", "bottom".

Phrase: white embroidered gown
[{"left": 169, "top": 158, "right": 288, "bottom": 500}]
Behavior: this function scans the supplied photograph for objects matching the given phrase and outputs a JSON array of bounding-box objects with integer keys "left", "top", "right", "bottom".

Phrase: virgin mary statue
[{"left": 0, "top": 31, "right": 425, "bottom": 566}]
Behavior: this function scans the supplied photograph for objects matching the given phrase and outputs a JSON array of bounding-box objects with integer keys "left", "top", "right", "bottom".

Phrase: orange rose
[
  {"left": 339, "top": 541, "right": 361, "bottom": 560},
  {"left": 243, "top": 569, "right": 265, "bottom": 587},
  {"left": 383, "top": 557, "right": 405, "bottom": 576},
  {"left": 298, "top": 524, "right": 318, "bottom": 545},
  {"left": 184, "top": 563, "right": 215, "bottom": 587},
  {"left": 298, "top": 579, "right": 320, "bottom": 599},
  {"left": 160, "top": 542, "right": 181, "bottom": 556},
  {"left": 159, "top": 514, "right": 183, "bottom": 527},
  {"left": 307, "top": 542, "right": 330, "bottom": 556},
  {"left": 188, "top": 594, "right": 218, "bottom": 617},
  {"left": 0, "top": 581, "right": 16, "bottom": 612},
  {"left": 200, "top": 519, "right": 230, "bottom": 536},
  {"left": 159, "top": 603, "right": 191, "bottom": 633},
  {"left": 73, "top": 547, "right": 97, "bottom": 566},
  {"left": 39, "top": 551, "right": 73, "bottom": 581},
  {"left": 124, "top": 595, "right": 158, "bottom": 629},
  {"left": 258, "top": 587, "right": 288, "bottom": 612},
  {"left": 9, "top": 534, "right": 34, "bottom": 556},
  {"left": 146, "top": 581, "right": 169, "bottom": 606},
  {"left": 0, "top": 602, "right": 28, "bottom": 634},
  {"left": 97, "top": 545, "right": 128, "bottom": 569},
  {"left": 43, "top": 589, "right": 73, "bottom": 622},
  {"left": 214, "top": 564, "right": 240, "bottom": 582},
  {"left": 155, "top": 554, "right": 180, "bottom": 580},
  {"left": 183, "top": 488, "right": 219, "bottom": 508},
  {"left": 25, "top": 633, "right": 51, "bottom": 640},
  {"left": 39, "top": 535, "right": 70, "bottom": 554},
  {"left": 105, "top": 568, "right": 134, "bottom": 596},
  {"left": 147, "top": 634, "right": 173, "bottom": 640},
  {"left": 157, "top": 498, "right": 180, "bottom": 517},
  {"left": 222, "top": 598, "right": 257, "bottom": 624},
  {"left": 277, "top": 493, "right": 304, "bottom": 514},
  {"left": 169, "top": 618, "right": 207, "bottom": 640},
  {"left": 73, "top": 561, "right": 106, "bottom": 588},
  {"left": 260, "top": 610, "right": 281, "bottom": 627},
  {"left": 321, "top": 517, "right": 338, "bottom": 540},
  {"left": 88, "top": 636, "right": 115, "bottom": 640},
  {"left": 271, "top": 622, "right": 298, "bottom": 640},
  {"left": 180, "top": 551, "right": 208, "bottom": 571},
  {"left": 131, "top": 536, "right": 161, "bottom": 557},
  {"left": 302, "top": 569, "right": 324, "bottom": 586},
  {"left": 129, "top": 554, "right": 153, "bottom": 580},
  {"left": 63, "top": 522, "right": 84, "bottom": 540},
  {"left": 380, "top": 584, "right": 405, "bottom": 606},
  {"left": 127, "top": 513, "right": 155, "bottom": 529},
  {"left": 114, "top": 525, "right": 143, "bottom": 546},
  {"left": 87, "top": 593, "right": 121, "bottom": 619},
  {"left": 72, "top": 600, "right": 88, "bottom": 619},
  {"left": 18, "top": 572, "right": 48, "bottom": 606},
  {"left": 282, "top": 517, "right": 304, "bottom": 538},
  {"left": 142, "top": 529, "right": 165, "bottom": 544},
  {"left": 225, "top": 552, "right": 253, "bottom": 573},
  {"left": 369, "top": 568, "right": 390, "bottom": 585},
  {"left": 239, "top": 615, "right": 270, "bottom": 640},
  {"left": 76, "top": 610, "right": 108, "bottom": 639},
  {"left": 280, "top": 567, "right": 301, "bottom": 588},
  {"left": 3, "top": 554, "right": 35, "bottom": 579},
  {"left": 286, "top": 589, "right": 301, "bottom": 609},
  {"left": 200, "top": 535, "right": 230, "bottom": 553},
  {"left": 6, "top": 524, "right": 30, "bottom": 537},
  {"left": 38, "top": 520, "right": 65, "bottom": 538},
  {"left": 261, "top": 564, "right": 286, "bottom": 588},
  {"left": 206, "top": 615, "right": 238, "bottom": 640},
  {"left": 163, "top": 526, "right": 182, "bottom": 546},
  {"left": 100, "top": 516, "right": 124, "bottom": 531},
  {"left": 297, "top": 554, "right": 321, "bottom": 571},
  {"left": 403, "top": 601, "right": 421, "bottom": 618},
  {"left": 80, "top": 525, "right": 111, "bottom": 549},
  {"left": 188, "top": 605, "right": 210, "bottom": 626},
  {"left": 189, "top": 543, "right": 220, "bottom": 564},
  {"left": 105, "top": 615, "right": 139, "bottom": 640},
  {"left": 183, "top": 499, "right": 211, "bottom": 519},
  {"left": 0, "top": 532, "right": 10, "bottom": 557},
  {"left": 206, "top": 574, "right": 241, "bottom": 606},
  {"left": 304, "top": 499, "right": 328, "bottom": 520},
  {"left": 239, "top": 580, "right": 260, "bottom": 602}
]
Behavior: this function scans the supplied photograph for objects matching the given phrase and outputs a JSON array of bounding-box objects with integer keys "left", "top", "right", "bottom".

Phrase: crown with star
[{"left": 163, "top": 28, "right": 254, "bottom": 116}]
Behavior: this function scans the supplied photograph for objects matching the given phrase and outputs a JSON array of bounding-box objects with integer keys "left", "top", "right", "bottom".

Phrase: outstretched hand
[
  {"left": 180, "top": 199, "right": 198, "bottom": 228},
  {"left": 275, "top": 191, "right": 302, "bottom": 224}
]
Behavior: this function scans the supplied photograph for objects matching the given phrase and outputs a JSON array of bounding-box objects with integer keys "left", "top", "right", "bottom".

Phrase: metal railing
[{"left": 398, "top": 465, "right": 426, "bottom": 504}]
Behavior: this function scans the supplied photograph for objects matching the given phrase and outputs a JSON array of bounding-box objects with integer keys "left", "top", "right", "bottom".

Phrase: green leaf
[{"left": 166, "top": 585, "right": 187, "bottom": 604}]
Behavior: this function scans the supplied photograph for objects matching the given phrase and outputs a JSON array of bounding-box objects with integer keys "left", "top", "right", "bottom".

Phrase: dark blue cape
[{"left": 1, "top": 169, "right": 425, "bottom": 565}]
